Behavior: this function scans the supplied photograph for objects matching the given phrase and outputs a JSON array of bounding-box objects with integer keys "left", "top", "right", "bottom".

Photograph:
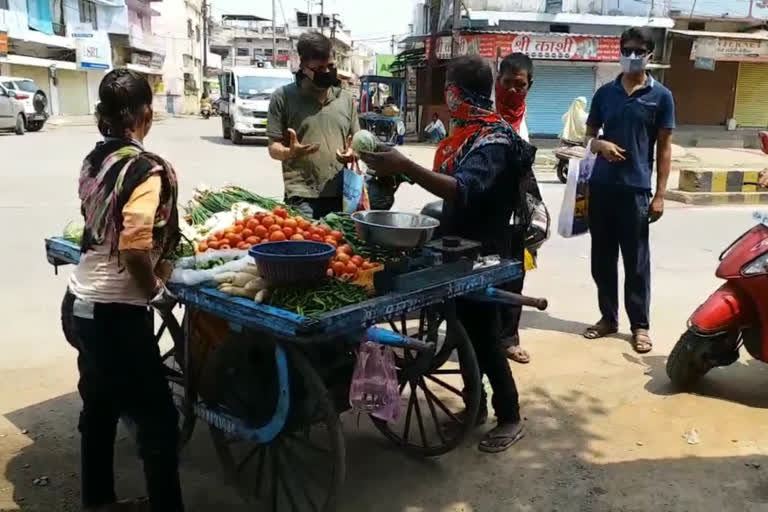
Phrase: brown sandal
[
  {"left": 583, "top": 320, "right": 618, "bottom": 340},
  {"left": 632, "top": 329, "right": 653, "bottom": 354}
]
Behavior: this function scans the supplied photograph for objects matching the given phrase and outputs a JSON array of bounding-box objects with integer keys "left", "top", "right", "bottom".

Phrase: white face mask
[{"left": 620, "top": 52, "right": 651, "bottom": 74}]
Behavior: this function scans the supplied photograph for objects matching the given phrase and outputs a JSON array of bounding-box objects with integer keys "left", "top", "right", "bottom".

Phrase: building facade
[
  {"left": 210, "top": 15, "right": 293, "bottom": 70},
  {"left": 154, "top": 0, "right": 204, "bottom": 114},
  {"left": 407, "top": 0, "right": 674, "bottom": 137},
  {"left": 0, "top": 0, "right": 124, "bottom": 116},
  {"left": 665, "top": 14, "right": 768, "bottom": 129}
]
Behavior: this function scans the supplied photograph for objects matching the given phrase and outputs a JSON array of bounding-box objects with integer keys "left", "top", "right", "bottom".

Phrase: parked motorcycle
[
  {"left": 553, "top": 140, "right": 586, "bottom": 184},
  {"left": 201, "top": 104, "right": 212, "bottom": 119},
  {"left": 666, "top": 133, "right": 768, "bottom": 389}
]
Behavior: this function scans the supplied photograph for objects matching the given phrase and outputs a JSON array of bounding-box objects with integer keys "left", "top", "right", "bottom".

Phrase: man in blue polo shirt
[{"left": 582, "top": 26, "right": 674, "bottom": 354}]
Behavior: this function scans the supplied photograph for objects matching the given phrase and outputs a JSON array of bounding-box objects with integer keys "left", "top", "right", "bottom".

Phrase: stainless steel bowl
[{"left": 351, "top": 210, "right": 440, "bottom": 249}]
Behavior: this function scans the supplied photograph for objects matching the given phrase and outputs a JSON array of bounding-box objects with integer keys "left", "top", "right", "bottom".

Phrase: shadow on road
[
  {"left": 642, "top": 353, "right": 768, "bottom": 410},
  {"left": 199, "top": 135, "right": 268, "bottom": 147},
  {"left": 6, "top": 382, "right": 768, "bottom": 511},
  {"left": 520, "top": 310, "right": 592, "bottom": 337}
]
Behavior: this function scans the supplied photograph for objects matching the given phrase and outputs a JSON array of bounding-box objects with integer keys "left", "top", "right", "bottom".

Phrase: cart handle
[
  {"left": 367, "top": 326, "right": 435, "bottom": 353},
  {"left": 468, "top": 287, "right": 548, "bottom": 311}
]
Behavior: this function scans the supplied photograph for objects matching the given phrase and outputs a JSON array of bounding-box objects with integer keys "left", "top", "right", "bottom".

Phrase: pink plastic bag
[{"left": 349, "top": 341, "right": 400, "bottom": 423}]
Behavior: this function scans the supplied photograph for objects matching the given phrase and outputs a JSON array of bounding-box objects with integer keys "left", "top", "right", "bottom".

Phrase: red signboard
[
  {"left": 426, "top": 32, "right": 620, "bottom": 62},
  {"left": 276, "top": 53, "right": 291, "bottom": 62}
]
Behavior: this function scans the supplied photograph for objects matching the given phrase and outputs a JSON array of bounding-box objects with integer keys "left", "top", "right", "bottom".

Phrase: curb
[
  {"left": 665, "top": 189, "right": 768, "bottom": 205},
  {"left": 679, "top": 169, "right": 764, "bottom": 193}
]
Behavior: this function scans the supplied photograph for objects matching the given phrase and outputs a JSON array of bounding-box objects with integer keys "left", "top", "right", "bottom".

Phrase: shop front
[
  {"left": 667, "top": 30, "right": 768, "bottom": 128},
  {"left": 425, "top": 31, "right": 620, "bottom": 136}
]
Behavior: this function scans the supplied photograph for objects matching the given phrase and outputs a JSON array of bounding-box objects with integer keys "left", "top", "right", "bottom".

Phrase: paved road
[{"left": 1, "top": 118, "right": 767, "bottom": 511}]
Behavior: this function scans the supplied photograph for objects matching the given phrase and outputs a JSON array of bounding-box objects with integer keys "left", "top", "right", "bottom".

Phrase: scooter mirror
[{"left": 759, "top": 131, "right": 768, "bottom": 155}]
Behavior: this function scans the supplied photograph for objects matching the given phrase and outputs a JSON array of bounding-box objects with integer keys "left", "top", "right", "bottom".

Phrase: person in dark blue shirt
[
  {"left": 361, "top": 56, "right": 536, "bottom": 453},
  {"left": 582, "top": 26, "right": 675, "bottom": 353}
]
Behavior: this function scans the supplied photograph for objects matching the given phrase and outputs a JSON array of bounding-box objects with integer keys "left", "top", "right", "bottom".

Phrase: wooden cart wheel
[
  {"left": 157, "top": 309, "right": 197, "bottom": 449},
  {"left": 371, "top": 300, "right": 482, "bottom": 457},
  {"left": 210, "top": 345, "right": 345, "bottom": 512}
]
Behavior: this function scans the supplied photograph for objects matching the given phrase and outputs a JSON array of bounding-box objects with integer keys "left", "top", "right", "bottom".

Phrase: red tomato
[
  {"left": 282, "top": 227, "right": 295, "bottom": 238},
  {"left": 270, "top": 231, "right": 287, "bottom": 242},
  {"left": 338, "top": 244, "right": 353, "bottom": 255},
  {"left": 273, "top": 207, "right": 288, "bottom": 219},
  {"left": 246, "top": 236, "right": 260, "bottom": 244},
  {"left": 237, "top": 242, "right": 250, "bottom": 250},
  {"left": 351, "top": 255, "right": 364, "bottom": 267},
  {"left": 227, "top": 234, "right": 243, "bottom": 245},
  {"left": 197, "top": 242, "right": 208, "bottom": 252},
  {"left": 330, "top": 230, "right": 344, "bottom": 242},
  {"left": 283, "top": 218, "right": 298, "bottom": 229},
  {"left": 275, "top": 217, "right": 285, "bottom": 227},
  {"left": 336, "top": 253, "right": 351, "bottom": 264},
  {"left": 269, "top": 224, "right": 282, "bottom": 233},
  {"left": 246, "top": 219, "right": 260, "bottom": 230},
  {"left": 232, "top": 225, "right": 244, "bottom": 234},
  {"left": 290, "top": 234, "right": 304, "bottom": 241},
  {"left": 324, "top": 237, "right": 338, "bottom": 247},
  {"left": 310, "top": 234, "right": 323, "bottom": 242},
  {"left": 297, "top": 219, "right": 311, "bottom": 230},
  {"left": 332, "top": 261, "right": 346, "bottom": 276},
  {"left": 345, "top": 262, "right": 359, "bottom": 275},
  {"left": 208, "top": 240, "right": 220, "bottom": 250},
  {"left": 261, "top": 216, "right": 276, "bottom": 228},
  {"left": 241, "top": 228, "right": 254, "bottom": 238},
  {"left": 254, "top": 225, "right": 269, "bottom": 238}
]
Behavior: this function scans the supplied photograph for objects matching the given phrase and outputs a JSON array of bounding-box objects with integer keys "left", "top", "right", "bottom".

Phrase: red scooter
[{"left": 667, "top": 133, "right": 768, "bottom": 388}]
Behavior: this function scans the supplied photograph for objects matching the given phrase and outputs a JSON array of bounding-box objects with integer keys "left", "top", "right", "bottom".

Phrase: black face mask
[{"left": 306, "top": 67, "right": 338, "bottom": 89}]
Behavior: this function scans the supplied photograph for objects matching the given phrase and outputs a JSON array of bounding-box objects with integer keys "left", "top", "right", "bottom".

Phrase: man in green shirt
[{"left": 267, "top": 31, "right": 359, "bottom": 219}]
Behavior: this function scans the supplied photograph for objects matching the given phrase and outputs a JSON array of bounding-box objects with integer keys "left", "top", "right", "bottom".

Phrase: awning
[
  {"left": 126, "top": 63, "right": 163, "bottom": 75},
  {"left": 0, "top": 53, "right": 77, "bottom": 70},
  {"left": 668, "top": 29, "right": 768, "bottom": 63}
]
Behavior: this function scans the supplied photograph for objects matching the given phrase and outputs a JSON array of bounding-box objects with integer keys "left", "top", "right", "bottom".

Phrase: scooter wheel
[
  {"left": 666, "top": 329, "right": 716, "bottom": 389},
  {"left": 556, "top": 160, "right": 568, "bottom": 184}
]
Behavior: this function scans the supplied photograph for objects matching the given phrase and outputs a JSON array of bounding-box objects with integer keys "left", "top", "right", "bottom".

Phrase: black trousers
[
  {"left": 499, "top": 272, "right": 525, "bottom": 347},
  {"left": 62, "top": 292, "right": 184, "bottom": 511},
  {"left": 588, "top": 184, "right": 651, "bottom": 331},
  {"left": 457, "top": 299, "right": 521, "bottom": 424}
]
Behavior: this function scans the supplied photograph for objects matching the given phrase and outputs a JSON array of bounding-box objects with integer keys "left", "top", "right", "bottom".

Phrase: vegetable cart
[{"left": 45, "top": 235, "right": 543, "bottom": 511}]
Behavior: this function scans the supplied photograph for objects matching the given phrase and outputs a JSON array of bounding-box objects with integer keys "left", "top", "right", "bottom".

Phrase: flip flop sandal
[
  {"left": 506, "top": 345, "right": 531, "bottom": 364},
  {"left": 583, "top": 321, "right": 619, "bottom": 340},
  {"left": 632, "top": 330, "right": 653, "bottom": 354},
  {"left": 478, "top": 424, "right": 526, "bottom": 453}
]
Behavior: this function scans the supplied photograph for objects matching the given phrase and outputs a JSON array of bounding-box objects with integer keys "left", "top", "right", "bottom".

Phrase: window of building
[
  {"left": 0, "top": 0, "right": 9, "bottom": 10},
  {"left": 253, "top": 48, "right": 263, "bottom": 56},
  {"left": 688, "top": 21, "right": 706, "bottom": 31},
  {"left": 237, "top": 47, "right": 249, "bottom": 57},
  {"left": 79, "top": 0, "right": 98, "bottom": 29},
  {"left": 264, "top": 48, "right": 273, "bottom": 57},
  {"left": 297, "top": 11, "right": 310, "bottom": 27},
  {"left": 277, "top": 49, "right": 289, "bottom": 55},
  {"left": 550, "top": 24, "right": 569, "bottom": 33},
  {"left": 545, "top": 0, "right": 563, "bottom": 13},
  {"left": 187, "top": 19, "right": 193, "bottom": 38},
  {"left": 184, "top": 72, "right": 198, "bottom": 93},
  {"left": 195, "top": 25, "right": 200, "bottom": 42}
]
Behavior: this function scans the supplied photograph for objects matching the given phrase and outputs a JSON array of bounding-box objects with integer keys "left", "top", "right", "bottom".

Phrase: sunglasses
[{"left": 620, "top": 48, "right": 650, "bottom": 57}]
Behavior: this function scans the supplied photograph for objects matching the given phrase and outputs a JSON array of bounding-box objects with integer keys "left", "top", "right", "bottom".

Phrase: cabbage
[
  {"left": 63, "top": 220, "right": 84, "bottom": 245},
  {"left": 352, "top": 130, "right": 378, "bottom": 154}
]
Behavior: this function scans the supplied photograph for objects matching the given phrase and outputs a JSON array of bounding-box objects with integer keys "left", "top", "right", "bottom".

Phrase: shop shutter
[
  {"left": 734, "top": 63, "right": 768, "bottom": 128},
  {"left": 57, "top": 69, "right": 89, "bottom": 115},
  {"left": 525, "top": 65, "right": 595, "bottom": 136}
]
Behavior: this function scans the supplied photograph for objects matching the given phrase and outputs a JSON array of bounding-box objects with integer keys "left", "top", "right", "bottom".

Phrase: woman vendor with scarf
[
  {"left": 61, "top": 69, "right": 184, "bottom": 511},
  {"left": 361, "top": 56, "right": 536, "bottom": 453}
]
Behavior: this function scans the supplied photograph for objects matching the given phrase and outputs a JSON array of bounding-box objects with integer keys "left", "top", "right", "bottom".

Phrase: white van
[{"left": 218, "top": 66, "right": 294, "bottom": 144}]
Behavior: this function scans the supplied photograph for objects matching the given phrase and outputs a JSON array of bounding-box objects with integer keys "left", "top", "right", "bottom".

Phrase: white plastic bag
[
  {"left": 169, "top": 249, "right": 252, "bottom": 286},
  {"left": 558, "top": 142, "right": 595, "bottom": 238}
]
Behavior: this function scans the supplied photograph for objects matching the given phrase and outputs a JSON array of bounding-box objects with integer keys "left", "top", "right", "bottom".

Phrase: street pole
[
  {"left": 391, "top": 34, "right": 395, "bottom": 54},
  {"left": 451, "top": 0, "right": 461, "bottom": 58},
  {"left": 272, "top": 0, "right": 277, "bottom": 66},
  {"left": 749, "top": 0, "right": 754, "bottom": 18},
  {"left": 202, "top": 0, "right": 208, "bottom": 89},
  {"left": 320, "top": 0, "right": 324, "bottom": 35}
]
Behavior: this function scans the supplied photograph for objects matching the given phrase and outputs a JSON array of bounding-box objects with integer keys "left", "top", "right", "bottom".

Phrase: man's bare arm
[
  {"left": 267, "top": 129, "right": 319, "bottom": 162},
  {"left": 655, "top": 128, "right": 673, "bottom": 197}
]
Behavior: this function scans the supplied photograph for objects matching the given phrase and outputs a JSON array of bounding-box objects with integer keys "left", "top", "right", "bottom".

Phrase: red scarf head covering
[
  {"left": 494, "top": 80, "right": 527, "bottom": 133},
  {"left": 433, "top": 82, "right": 517, "bottom": 175}
]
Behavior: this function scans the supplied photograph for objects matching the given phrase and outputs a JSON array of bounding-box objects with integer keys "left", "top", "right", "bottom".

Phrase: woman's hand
[
  {"left": 359, "top": 146, "right": 412, "bottom": 178},
  {"left": 335, "top": 134, "right": 356, "bottom": 164}
]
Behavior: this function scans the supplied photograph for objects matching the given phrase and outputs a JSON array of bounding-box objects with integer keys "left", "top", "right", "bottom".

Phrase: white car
[
  {"left": 0, "top": 83, "right": 25, "bottom": 135},
  {"left": 0, "top": 76, "right": 49, "bottom": 132}
]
